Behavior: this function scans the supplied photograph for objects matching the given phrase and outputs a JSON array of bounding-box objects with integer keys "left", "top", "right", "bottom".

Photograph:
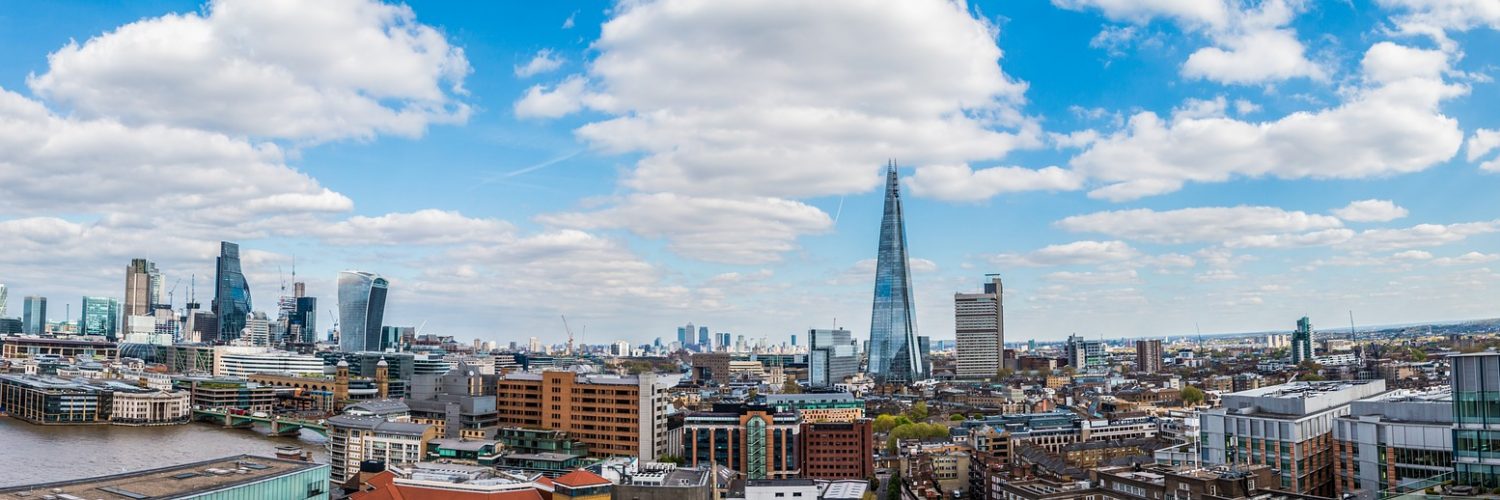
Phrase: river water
[{"left": 0, "top": 416, "right": 328, "bottom": 487}]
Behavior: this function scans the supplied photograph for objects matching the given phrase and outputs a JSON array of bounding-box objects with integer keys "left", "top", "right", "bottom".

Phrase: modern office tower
[
  {"left": 0, "top": 283, "right": 7, "bottom": 317},
  {"left": 807, "top": 329, "right": 856, "bottom": 387},
  {"left": 1333, "top": 388, "right": 1453, "bottom": 497},
  {"left": 379, "top": 326, "right": 415, "bottom": 352},
  {"left": 684, "top": 403, "right": 801, "bottom": 479},
  {"left": 337, "top": 271, "right": 389, "bottom": 353},
  {"left": 528, "top": 337, "right": 542, "bottom": 352},
  {"left": 80, "top": 296, "right": 121, "bottom": 340},
  {"left": 677, "top": 326, "right": 689, "bottom": 348},
  {"left": 917, "top": 335, "right": 932, "bottom": 379},
  {"left": 22, "top": 296, "right": 45, "bottom": 335},
  {"left": 1453, "top": 352, "right": 1500, "bottom": 487},
  {"left": 213, "top": 241, "right": 252, "bottom": 341},
  {"left": 292, "top": 295, "right": 317, "bottom": 344},
  {"left": 189, "top": 310, "right": 218, "bottom": 343},
  {"left": 124, "top": 258, "right": 162, "bottom": 317},
  {"left": 867, "top": 161, "right": 922, "bottom": 383},
  {"left": 717, "top": 332, "right": 731, "bottom": 351},
  {"left": 736, "top": 334, "right": 747, "bottom": 352},
  {"left": 243, "top": 311, "right": 271, "bottom": 346},
  {"left": 1064, "top": 334, "right": 1105, "bottom": 371},
  {"left": 1201, "top": 380, "right": 1386, "bottom": 496},
  {"left": 1292, "top": 316, "right": 1314, "bottom": 364},
  {"left": 698, "top": 326, "right": 710, "bottom": 350},
  {"left": 955, "top": 275, "right": 1004, "bottom": 379},
  {"left": 1136, "top": 339, "right": 1163, "bottom": 374}
]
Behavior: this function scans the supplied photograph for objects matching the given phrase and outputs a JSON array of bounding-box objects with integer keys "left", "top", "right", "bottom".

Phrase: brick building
[{"left": 798, "top": 419, "right": 874, "bottom": 479}]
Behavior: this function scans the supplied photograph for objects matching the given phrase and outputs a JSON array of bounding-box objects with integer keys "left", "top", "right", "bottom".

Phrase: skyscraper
[
  {"left": 1136, "top": 339, "right": 1163, "bottom": 374},
  {"left": 22, "top": 296, "right": 45, "bottom": 335},
  {"left": 0, "top": 283, "right": 7, "bottom": 318},
  {"left": 213, "top": 242, "right": 252, "bottom": 341},
  {"left": 698, "top": 326, "right": 710, "bottom": 349},
  {"left": 80, "top": 296, "right": 121, "bottom": 340},
  {"left": 124, "top": 258, "right": 160, "bottom": 317},
  {"left": 338, "top": 271, "right": 389, "bottom": 352},
  {"left": 1065, "top": 333, "right": 1104, "bottom": 371},
  {"left": 867, "top": 161, "right": 922, "bottom": 383},
  {"left": 954, "top": 275, "right": 1004, "bottom": 379},
  {"left": 677, "top": 326, "right": 689, "bottom": 348},
  {"left": 1292, "top": 316, "right": 1314, "bottom": 364},
  {"left": 808, "top": 328, "right": 856, "bottom": 387}
]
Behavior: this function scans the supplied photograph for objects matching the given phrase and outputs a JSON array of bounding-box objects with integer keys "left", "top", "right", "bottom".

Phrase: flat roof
[{"left": 0, "top": 455, "right": 325, "bottom": 499}]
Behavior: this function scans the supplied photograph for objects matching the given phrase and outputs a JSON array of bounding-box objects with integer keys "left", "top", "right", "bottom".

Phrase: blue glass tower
[
  {"left": 213, "top": 241, "right": 252, "bottom": 341},
  {"left": 338, "top": 271, "right": 389, "bottom": 352},
  {"left": 867, "top": 161, "right": 922, "bottom": 383}
]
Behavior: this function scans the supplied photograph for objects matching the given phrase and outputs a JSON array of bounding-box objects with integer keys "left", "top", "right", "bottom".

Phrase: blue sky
[{"left": 0, "top": 0, "right": 1497, "bottom": 346}]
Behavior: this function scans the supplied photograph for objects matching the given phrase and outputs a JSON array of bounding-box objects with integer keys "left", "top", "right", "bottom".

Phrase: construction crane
[
  {"left": 562, "top": 315, "right": 575, "bottom": 356},
  {"left": 166, "top": 277, "right": 182, "bottom": 312}
]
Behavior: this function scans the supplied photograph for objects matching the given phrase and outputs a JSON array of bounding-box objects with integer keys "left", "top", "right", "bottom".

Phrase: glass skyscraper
[
  {"left": 338, "top": 271, "right": 389, "bottom": 352},
  {"left": 867, "top": 162, "right": 922, "bottom": 383},
  {"left": 23, "top": 296, "right": 46, "bottom": 335},
  {"left": 80, "top": 296, "right": 121, "bottom": 340},
  {"left": 213, "top": 241, "right": 252, "bottom": 341}
]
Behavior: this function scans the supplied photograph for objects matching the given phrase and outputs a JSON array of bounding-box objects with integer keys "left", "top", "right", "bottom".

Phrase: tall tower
[
  {"left": 0, "top": 283, "right": 7, "bottom": 318},
  {"left": 213, "top": 242, "right": 252, "bottom": 341},
  {"left": 125, "top": 258, "right": 158, "bottom": 318},
  {"left": 954, "top": 275, "right": 1004, "bottom": 379},
  {"left": 337, "top": 271, "right": 389, "bottom": 352},
  {"left": 22, "top": 296, "right": 45, "bottom": 335},
  {"left": 867, "top": 161, "right": 922, "bottom": 383},
  {"left": 1292, "top": 316, "right": 1314, "bottom": 364}
]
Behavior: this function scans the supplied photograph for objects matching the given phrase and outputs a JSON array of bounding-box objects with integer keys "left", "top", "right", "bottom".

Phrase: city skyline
[{"left": 0, "top": 1, "right": 1497, "bottom": 344}]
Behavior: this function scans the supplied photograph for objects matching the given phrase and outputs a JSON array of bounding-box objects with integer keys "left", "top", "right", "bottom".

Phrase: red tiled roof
[{"left": 553, "top": 469, "right": 611, "bottom": 488}]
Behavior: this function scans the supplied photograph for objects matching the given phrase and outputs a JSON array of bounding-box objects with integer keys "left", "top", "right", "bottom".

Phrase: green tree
[
  {"left": 783, "top": 377, "right": 802, "bottom": 394},
  {"left": 1181, "top": 385, "right": 1205, "bottom": 406},
  {"left": 1298, "top": 372, "right": 1327, "bottom": 381},
  {"left": 1410, "top": 348, "right": 1428, "bottom": 362},
  {"left": 886, "top": 471, "right": 903, "bottom": 500},
  {"left": 996, "top": 368, "right": 1014, "bottom": 380},
  {"left": 873, "top": 414, "right": 913, "bottom": 433},
  {"left": 948, "top": 413, "right": 965, "bottom": 421},
  {"left": 908, "top": 401, "right": 929, "bottom": 422}
]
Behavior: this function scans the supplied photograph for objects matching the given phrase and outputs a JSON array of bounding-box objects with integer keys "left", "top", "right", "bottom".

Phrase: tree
[
  {"left": 886, "top": 471, "right": 903, "bottom": 500},
  {"left": 908, "top": 401, "right": 929, "bottom": 422},
  {"left": 1410, "top": 348, "right": 1428, "bottom": 362},
  {"left": 783, "top": 377, "right": 802, "bottom": 394},
  {"left": 874, "top": 414, "right": 913, "bottom": 433},
  {"left": 1298, "top": 372, "right": 1327, "bottom": 382},
  {"left": 948, "top": 413, "right": 965, "bottom": 421},
  {"left": 996, "top": 368, "right": 1014, "bottom": 380},
  {"left": 1182, "top": 386, "right": 1205, "bottom": 406}
]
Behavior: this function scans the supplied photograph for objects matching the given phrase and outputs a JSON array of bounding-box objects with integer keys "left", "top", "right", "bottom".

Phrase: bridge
[{"left": 193, "top": 408, "right": 328, "bottom": 437}]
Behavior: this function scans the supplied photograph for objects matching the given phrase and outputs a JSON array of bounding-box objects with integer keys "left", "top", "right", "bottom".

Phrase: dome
[
  {"left": 337, "top": 359, "right": 349, "bottom": 367},
  {"left": 377, "top": 359, "right": 389, "bottom": 367}
]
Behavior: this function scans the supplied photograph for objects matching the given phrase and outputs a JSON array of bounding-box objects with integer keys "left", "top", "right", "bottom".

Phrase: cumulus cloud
[
  {"left": 1070, "top": 42, "right": 1464, "bottom": 201},
  {"left": 1352, "top": 220, "right": 1500, "bottom": 251},
  {"left": 28, "top": 0, "right": 471, "bottom": 142},
  {"left": 515, "top": 49, "right": 565, "bottom": 78},
  {"left": 904, "top": 164, "right": 1082, "bottom": 202},
  {"left": 539, "top": 193, "right": 833, "bottom": 265},
  {"left": 310, "top": 209, "right": 514, "bottom": 245},
  {"left": 990, "top": 240, "right": 1140, "bottom": 267},
  {"left": 1057, "top": 206, "right": 1344, "bottom": 244},
  {"left": 1468, "top": 129, "right": 1500, "bottom": 172},
  {"left": 1046, "top": 269, "right": 1141, "bottom": 285},
  {"left": 1378, "top": 0, "right": 1500, "bottom": 45},
  {"left": 1332, "top": 199, "right": 1409, "bottom": 222}
]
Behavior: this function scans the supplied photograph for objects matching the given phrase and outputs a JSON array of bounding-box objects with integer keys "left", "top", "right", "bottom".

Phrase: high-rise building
[
  {"left": 917, "top": 335, "right": 932, "bottom": 379},
  {"left": 1136, "top": 339, "right": 1163, "bottom": 374},
  {"left": 955, "top": 275, "right": 1004, "bottom": 379},
  {"left": 677, "top": 326, "right": 689, "bottom": 348},
  {"left": 867, "top": 161, "right": 922, "bottom": 383},
  {"left": 292, "top": 295, "right": 317, "bottom": 344},
  {"left": 698, "top": 326, "right": 710, "bottom": 350},
  {"left": 213, "top": 242, "right": 252, "bottom": 341},
  {"left": 80, "top": 296, "right": 121, "bottom": 340},
  {"left": 717, "top": 332, "right": 731, "bottom": 351},
  {"left": 337, "top": 271, "right": 389, "bottom": 353},
  {"left": 807, "top": 328, "right": 856, "bottom": 387},
  {"left": 0, "top": 283, "right": 7, "bottom": 317},
  {"left": 1453, "top": 352, "right": 1500, "bottom": 487},
  {"left": 244, "top": 311, "right": 271, "bottom": 347},
  {"left": 1292, "top": 316, "right": 1314, "bottom": 364},
  {"left": 22, "top": 296, "right": 45, "bottom": 335},
  {"left": 1065, "top": 334, "right": 1105, "bottom": 371},
  {"left": 124, "top": 258, "right": 161, "bottom": 318}
]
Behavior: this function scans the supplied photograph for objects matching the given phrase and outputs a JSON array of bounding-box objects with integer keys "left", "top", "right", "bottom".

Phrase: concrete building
[
  {"left": 1201, "top": 379, "right": 1388, "bottom": 496},
  {"left": 326, "top": 414, "right": 437, "bottom": 485},
  {"left": 213, "top": 346, "right": 325, "bottom": 377},
  {"left": 173, "top": 376, "right": 277, "bottom": 411},
  {"left": 494, "top": 371, "right": 680, "bottom": 461},
  {"left": 0, "top": 455, "right": 330, "bottom": 499},
  {"left": 954, "top": 275, "right": 1004, "bottom": 379},
  {"left": 807, "top": 329, "right": 856, "bottom": 387},
  {"left": 1135, "top": 339, "right": 1162, "bottom": 374},
  {"left": 685, "top": 403, "right": 801, "bottom": 479},
  {"left": 1064, "top": 334, "right": 1105, "bottom": 371},
  {"left": 799, "top": 420, "right": 874, "bottom": 480},
  {"left": 124, "top": 258, "right": 161, "bottom": 318},
  {"left": 1333, "top": 388, "right": 1452, "bottom": 499},
  {"left": 0, "top": 374, "right": 111, "bottom": 424},
  {"left": 107, "top": 382, "right": 192, "bottom": 426},
  {"left": 612, "top": 463, "right": 714, "bottom": 500}
]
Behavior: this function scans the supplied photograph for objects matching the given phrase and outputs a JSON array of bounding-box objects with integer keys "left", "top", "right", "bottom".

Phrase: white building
[
  {"left": 954, "top": 276, "right": 1003, "bottom": 379},
  {"left": 111, "top": 387, "right": 192, "bottom": 426},
  {"left": 1333, "top": 388, "right": 1452, "bottom": 499},
  {"left": 326, "top": 414, "right": 435, "bottom": 484},
  {"left": 213, "top": 346, "right": 325, "bottom": 378}
]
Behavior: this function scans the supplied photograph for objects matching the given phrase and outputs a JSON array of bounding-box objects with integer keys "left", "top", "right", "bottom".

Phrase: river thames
[{"left": 0, "top": 417, "right": 328, "bottom": 487}]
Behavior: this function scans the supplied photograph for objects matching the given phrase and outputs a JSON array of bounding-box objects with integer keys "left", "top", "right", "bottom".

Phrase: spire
[{"left": 868, "top": 160, "right": 921, "bottom": 384}]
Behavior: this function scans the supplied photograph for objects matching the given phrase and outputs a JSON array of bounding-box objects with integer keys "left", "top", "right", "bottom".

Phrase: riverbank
[{"left": 0, "top": 415, "right": 328, "bottom": 487}]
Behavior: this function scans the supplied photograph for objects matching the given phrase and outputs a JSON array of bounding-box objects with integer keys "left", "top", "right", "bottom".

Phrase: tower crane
[{"left": 562, "top": 315, "right": 575, "bottom": 356}]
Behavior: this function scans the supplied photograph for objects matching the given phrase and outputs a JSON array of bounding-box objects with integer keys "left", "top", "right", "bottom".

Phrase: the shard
[{"left": 867, "top": 161, "right": 923, "bottom": 383}]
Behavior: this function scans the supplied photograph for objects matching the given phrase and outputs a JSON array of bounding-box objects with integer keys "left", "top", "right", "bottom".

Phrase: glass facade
[
  {"left": 867, "top": 162, "right": 921, "bottom": 383},
  {"left": 338, "top": 271, "right": 389, "bottom": 352},
  {"left": 80, "top": 296, "right": 121, "bottom": 340},
  {"left": 23, "top": 296, "right": 46, "bottom": 335},
  {"left": 1454, "top": 353, "right": 1500, "bottom": 487},
  {"left": 214, "top": 242, "right": 252, "bottom": 341}
]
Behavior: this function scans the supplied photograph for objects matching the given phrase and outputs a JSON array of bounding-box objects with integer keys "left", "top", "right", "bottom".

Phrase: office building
[
  {"left": 338, "top": 271, "right": 389, "bottom": 353},
  {"left": 22, "top": 295, "right": 45, "bottom": 335},
  {"left": 0, "top": 455, "right": 330, "bottom": 500},
  {"left": 0, "top": 374, "right": 112, "bottom": 424},
  {"left": 1064, "top": 334, "right": 1105, "bottom": 371},
  {"left": 326, "top": 414, "right": 436, "bottom": 484},
  {"left": 799, "top": 420, "right": 875, "bottom": 479},
  {"left": 124, "top": 258, "right": 161, "bottom": 317},
  {"left": 349, "top": 462, "right": 556, "bottom": 500},
  {"left": 685, "top": 403, "right": 801, "bottom": 479},
  {"left": 494, "top": 371, "right": 681, "bottom": 460},
  {"left": 214, "top": 241, "right": 253, "bottom": 341},
  {"left": 0, "top": 317, "right": 19, "bottom": 334},
  {"left": 213, "top": 346, "right": 326, "bottom": 377},
  {"left": 80, "top": 296, "right": 122, "bottom": 340},
  {"left": 807, "top": 328, "right": 856, "bottom": 387},
  {"left": 678, "top": 325, "right": 690, "bottom": 348},
  {"left": 1453, "top": 352, "right": 1500, "bottom": 488},
  {"left": 173, "top": 376, "right": 277, "bottom": 411},
  {"left": 719, "top": 332, "right": 732, "bottom": 351},
  {"left": 190, "top": 309, "right": 219, "bottom": 343},
  {"left": 1, "top": 336, "right": 117, "bottom": 360},
  {"left": 106, "top": 382, "right": 193, "bottom": 426},
  {"left": 1292, "top": 316, "right": 1314, "bottom": 364},
  {"left": 867, "top": 162, "right": 922, "bottom": 383},
  {"left": 765, "top": 393, "right": 865, "bottom": 423},
  {"left": 955, "top": 275, "right": 1004, "bottom": 379},
  {"left": 292, "top": 293, "right": 318, "bottom": 344},
  {"left": 1201, "top": 380, "right": 1387, "bottom": 496},
  {"left": 698, "top": 325, "right": 711, "bottom": 350},
  {"left": 1333, "top": 388, "right": 1452, "bottom": 498},
  {"left": 0, "top": 283, "right": 6, "bottom": 317},
  {"left": 1136, "top": 339, "right": 1163, "bottom": 374},
  {"left": 243, "top": 311, "right": 271, "bottom": 346}
]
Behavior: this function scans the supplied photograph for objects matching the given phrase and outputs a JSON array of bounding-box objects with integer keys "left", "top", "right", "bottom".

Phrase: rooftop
[{"left": 0, "top": 455, "right": 325, "bottom": 499}]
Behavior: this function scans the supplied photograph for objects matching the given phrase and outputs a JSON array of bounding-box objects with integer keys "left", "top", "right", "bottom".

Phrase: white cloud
[
  {"left": 1352, "top": 220, "right": 1500, "bottom": 251},
  {"left": 990, "top": 240, "right": 1141, "bottom": 267},
  {"left": 1057, "top": 206, "right": 1344, "bottom": 244},
  {"left": 1333, "top": 199, "right": 1410, "bottom": 222},
  {"left": 904, "top": 164, "right": 1082, "bottom": 202},
  {"left": 514, "top": 76, "right": 596, "bottom": 118},
  {"left": 1468, "top": 128, "right": 1500, "bottom": 172},
  {"left": 1071, "top": 42, "right": 1464, "bottom": 201},
  {"left": 517, "top": 0, "right": 1037, "bottom": 199},
  {"left": 1378, "top": 0, "right": 1500, "bottom": 44},
  {"left": 310, "top": 209, "right": 514, "bottom": 245},
  {"left": 539, "top": 193, "right": 833, "bottom": 265},
  {"left": 1227, "top": 229, "right": 1355, "bottom": 249},
  {"left": 1052, "top": 0, "right": 1228, "bottom": 28},
  {"left": 1434, "top": 252, "right": 1500, "bottom": 266},
  {"left": 515, "top": 49, "right": 565, "bottom": 78},
  {"left": 1233, "top": 99, "right": 1260, "bottom": 115},
  {"left": 28, "top": 0, "right": 471, "bottom": 142},
  {"left": 1046, "top": 269, "right": 1140, "bottom": 285}
]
